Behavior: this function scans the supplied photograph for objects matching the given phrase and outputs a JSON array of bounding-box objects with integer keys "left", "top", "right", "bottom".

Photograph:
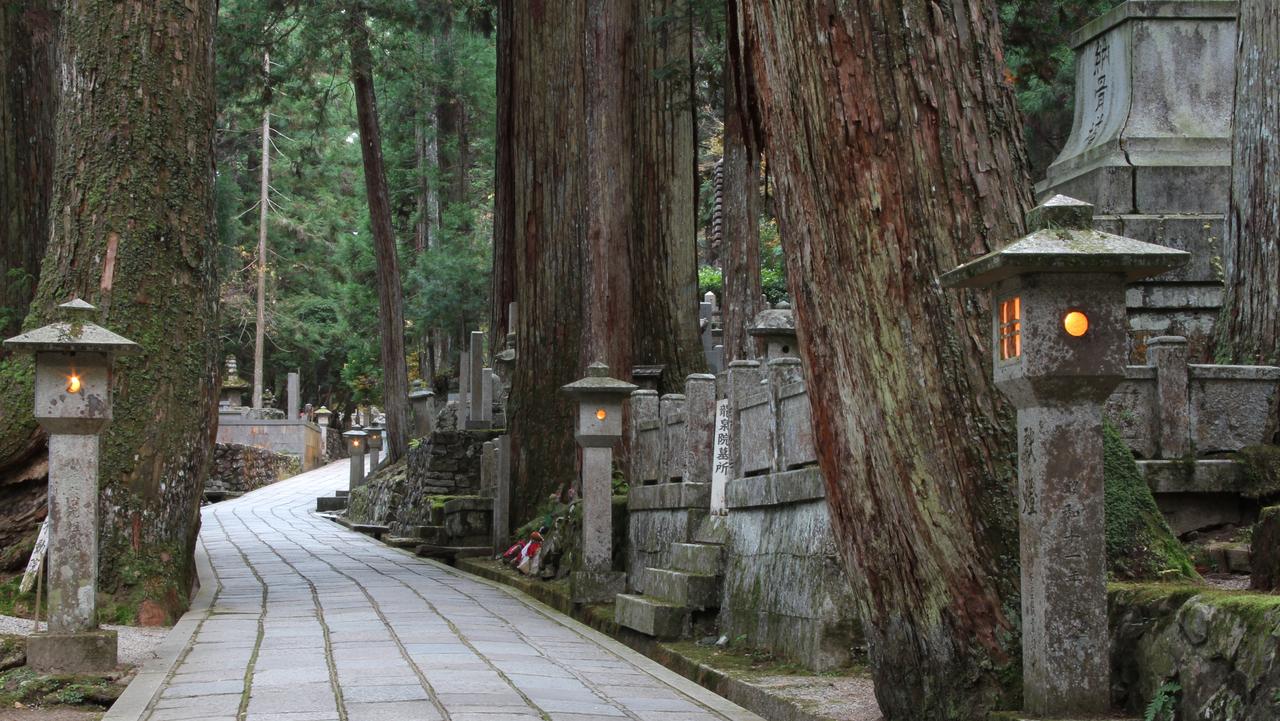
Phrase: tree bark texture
[
  {"left": 499, "top": 0, "right": 587, "bottom": 519},
  {"left": 583, "top": 0, "right": 633, "bottom": 373},
  {"left": 491, "top": 0, "right": 516, "bottom": 341},
  {"left": 253, "top": 55, "right": 270, "bottom": 410},
  {"left": 0, "top": 0, "right": 222, "bottom": 619},
  {"left": 628, "top": 0, "right": 704, "bottom": 390},
  {"left": 720, "top": 0, "right": 762, "bottom": 364},
  {"left": 0, "top": 0, "right": 57, "bottom": 340},
  {"left": 349, "top": 12, "right": 412, "bottom": 463},
  {"left": 737, "top": 2, "right": 1031, "bottom": 718},
  {"left": 1217, "top": 0, "right": 1280, "bottom": 367}
]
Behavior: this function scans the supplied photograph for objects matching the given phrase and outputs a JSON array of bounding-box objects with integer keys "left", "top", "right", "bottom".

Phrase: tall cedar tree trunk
[
  {"left": 583, "top": 1, "right": 633, "bottom": 372},
  {"left": 720, "top": 0, "right": 762, "bottom": 364},
  {"left": 738, "top": 2, "right": 1030, "bottom": 718},
  {"left": 1217, "top": 0, "right": 1280, "bottom": 367},
  {"left": 629, "top": 0, "right": 704, "bottom": 390},
  {"left": 499, "top": 0, "right": 587, "bottom": 518},
  {"left": 0, "top": 0, "right": 222, "bottom": 619},
  {"left": 253, "top": 54, "right": 270, "bottom": 410},
  {"left": 491, "top": 0, "right": 516, "bottom": 340},
  {"left": 0, "top": 0, "right": 57, "bottom": 569},
  {"left": 349, "top": 12, "right": 411, "bottom": 462},
  {"left": 0, "top": 1, "right": 56, "bottom": 339}
]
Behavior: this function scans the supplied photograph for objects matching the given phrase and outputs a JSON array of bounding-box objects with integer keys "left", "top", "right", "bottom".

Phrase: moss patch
[
  {"left": 1104, "top": 424, "right": 1199, "bottom": 581},
  {"left": 1234, "top": 445, "right": 1280, "bottom": 501},
  {"left": 0, "top": 667, "right": 123, "bottom": 709}
]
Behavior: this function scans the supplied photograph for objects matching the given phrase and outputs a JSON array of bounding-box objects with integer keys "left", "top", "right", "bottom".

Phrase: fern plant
[{"left": 1145, "top": 681, "right": 1181, "bottom": 721}]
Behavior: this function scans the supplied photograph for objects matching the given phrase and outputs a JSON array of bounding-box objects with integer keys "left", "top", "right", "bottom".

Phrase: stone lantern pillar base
[
  {"left": 571, "top": 570, "right": 625, "bottom": 604},
  {"left": 27, "top": 629, "right": 118, "bottom": 674}
]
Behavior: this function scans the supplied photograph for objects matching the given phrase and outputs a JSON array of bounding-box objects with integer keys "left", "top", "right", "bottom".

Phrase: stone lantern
[
  {"left": 315, "top": 406, "right": 332, "bottom": 459},
  {"left": 941, "top": 195, "right": 1188, "bottom": 717},
  {"left": 561, "top": 362, "right": 637, "bottom": 603},
  {"left": 343, "top": 429, "right": 367, "bottom": 490},
  {"left": 409, "top": 387, "right": 436, "bottom": 438},
  {"left": 749, "top": 301, "right": 799, "bottom": 361},
  {"left": 3, "top": 298, "right": 140, "bottom": 673},
  {"left": 220, "top": 356, "right": 250, "bottom": 410},
  {"left": 365, "top": 424, "right": 384, "bottom": 469}
]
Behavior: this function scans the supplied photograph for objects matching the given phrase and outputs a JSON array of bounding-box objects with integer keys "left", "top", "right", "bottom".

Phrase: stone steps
[
  {"left": 644, "top": 568, "right": 720, "bottom": 609},
  {"left": 669, "top": 542, "right": 723, "bottom": 575},
  {"left": 615, "top": 594, "right": 689, "bottom": 639},
  {"left": 315, "top": 495, "right": 348, "bottom": 512},
  {"left": 415, "top": 543, "right": 490, "bottom": 562}
]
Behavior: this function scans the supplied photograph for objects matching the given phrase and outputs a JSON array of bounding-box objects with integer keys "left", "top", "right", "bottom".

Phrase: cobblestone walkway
[{"left": 122, "top": 461, "right": 760, "bottom": 721}]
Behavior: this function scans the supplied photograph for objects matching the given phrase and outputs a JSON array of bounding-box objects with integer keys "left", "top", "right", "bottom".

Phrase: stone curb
[
  {"left": 455, "top": 558, "right": 844, "bottom": 721},
  {"left": 103, "top": 534, "right": 218, "bottom": 721}
]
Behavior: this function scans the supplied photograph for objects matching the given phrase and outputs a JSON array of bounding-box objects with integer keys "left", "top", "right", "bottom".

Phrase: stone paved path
[{"left": 122, "top": 461, "right": 760, "bottom": 721}]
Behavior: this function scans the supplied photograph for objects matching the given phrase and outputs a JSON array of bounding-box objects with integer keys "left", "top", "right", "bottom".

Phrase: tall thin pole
[{"left": 252, "top": 51, "right": 270, "bottom": 410}]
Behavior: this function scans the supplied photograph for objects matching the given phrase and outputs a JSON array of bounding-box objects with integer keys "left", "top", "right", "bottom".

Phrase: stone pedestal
[
  {"left": 1035, "top": 2, "right": 1237, "bottom": 361},
  {"left": 46, "top": 433, "right": 101, "bottom": 634},
  {"left": 492, "top": 435, "right": 511, "bottom": 554},
  {"left": 26, "top": 630, "right": 118, "bottom": 674},
  {"left": 467, "top": 332, "right": 490, "bottom": 429}
]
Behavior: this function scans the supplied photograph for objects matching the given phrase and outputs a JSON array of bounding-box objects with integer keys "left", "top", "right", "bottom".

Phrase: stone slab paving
[{"left": 114, "top": 461, "right": 762, "bottom": 721}]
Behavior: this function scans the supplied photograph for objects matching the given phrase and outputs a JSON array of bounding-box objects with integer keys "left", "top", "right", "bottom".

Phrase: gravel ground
[{"left": 0, "top": 615, "right": 169, "bottom": 668}]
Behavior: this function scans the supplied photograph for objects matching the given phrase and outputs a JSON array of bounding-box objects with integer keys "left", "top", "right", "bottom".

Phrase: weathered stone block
[
  {"left": 643, "top": 568, "right": 719, "bottom": 609},
  {"left": 316, "top": 496, "right": 347, "bottom": 512},
  {"left": 27, "top": 630, "right": 117, "bottom": 674},
  {"left": 669, "top": 542, "right": 722, "bottom": 576},
  {"left": 570, "top": 570, "right": 625, "bottom": 604},
  {"left": 615, "top": 594, "right": 688, "bottom": 638},
  {"left": 627, "top": 482, "right": 710, "bottom": 511},
  {"left": 626, "top": 508, "right": 707, "bottom": 592}
]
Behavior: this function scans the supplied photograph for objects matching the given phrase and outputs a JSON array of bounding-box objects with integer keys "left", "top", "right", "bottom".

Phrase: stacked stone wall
[{"left": 206, "top": 443, "right": 298, "bottom": 497}]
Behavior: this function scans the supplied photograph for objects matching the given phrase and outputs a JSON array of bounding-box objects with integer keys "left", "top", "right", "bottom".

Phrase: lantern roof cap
[
  {"left": 561, "top": 361, "right": 638, "bottom": 398},
  {"left": 3, "top": 299, "right": 141, "bottom": 355},
  {"left": 940, "top": 195, "right": 1190, "bottom": 289},
  {"left": 342, "top": 429, "right": 367, "bottom": 438},
  {"left": 496, "top": 348, "right": 516, "bottom": 362},
  {"left": 315, "top": 406, "right": 332, "bottom": 414},
  {"left": 748, "top": 307, "right": 796, "bottom": 338},
  {"left": 408, "top": 388, "right": 434, "bottom": 399}
]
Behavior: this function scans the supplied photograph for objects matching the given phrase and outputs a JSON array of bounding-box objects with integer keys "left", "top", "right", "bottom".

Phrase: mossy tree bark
[
  {"left": 737, "top": 2, "right": 1031, "bottom": 718},
  {"left": 0, "top": 0, "right": 58, "bottom": 570},
  {"left": 499, "top": 0, "right": 588, "bottom": 519},
  {"left": 628, "top": 0, "right": 704, "bottom": 390},
  {"left": 349, "top": 10, "right": 412, "bottom": 463},
  {"left": 0, "top": 0, "right": 221, "bottom": 620},
  {"left": 0, "top": 0, "right": 57, "bottom": 339},
  {"left": 1217, "top": 0, "right": 1280, "bottom": 367}
]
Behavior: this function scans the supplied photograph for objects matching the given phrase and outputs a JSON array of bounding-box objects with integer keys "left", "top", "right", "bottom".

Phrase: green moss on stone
[
  {"left": 1104, "top": 424, "right": 1199, "bottom": 582},
  {"left": 1234, "top": 445, "right": 1280, "bottom": 500}
]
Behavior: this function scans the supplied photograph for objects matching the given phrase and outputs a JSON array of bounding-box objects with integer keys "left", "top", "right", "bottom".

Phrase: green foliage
[
  {"left": 0, "top": 666, "right": 122, "bottom": 709},
  {"left": 999, "top": 1, "right": 1122, "bottom": 177},
  {"left": 1233, "top": 445, "right": 1280, "bottom": 500},
  {"left": 1104, "top": 424, "right": 1199, "bottom": 581},
  {"left": 1144, "top": 681, "right": 1181, "bottom": 721}
]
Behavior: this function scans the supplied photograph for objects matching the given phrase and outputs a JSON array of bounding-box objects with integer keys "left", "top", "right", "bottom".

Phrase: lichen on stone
[
  {"left": 1104, "top": 423, "right": 1199, "bottom": 581},
  {"left": 1233, "top": 445, "right": 1280, "bottom": 501}
]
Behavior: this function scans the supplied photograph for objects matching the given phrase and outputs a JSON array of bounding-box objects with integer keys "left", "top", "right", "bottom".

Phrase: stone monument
[
  {"left": 561, "top": 362, "right": 637, "bottom": 603},
  {"left": 1035, "top": 0, "right": 1237, "bottom": 360},
  {"left": 4, "top": 299, "right": 140, "bottom": 673},
  {"left": 942, "top": 195, "right": 1189, "bottom": 716}
]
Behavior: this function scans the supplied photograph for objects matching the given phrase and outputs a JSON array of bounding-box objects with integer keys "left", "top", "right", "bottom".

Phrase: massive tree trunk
[
  {"left": 490, "top": 0, "right": 516, "bottom": 340},
  {"left": 738, "top": 2, "right": 1031, "bottom": 718},
  {"left": 349, "top": 11, "right": 411, "bottom": 463},
  {"left": 1217, "top": 0, "right": 1280, "bottom": 366},
  {"left": 720, "top": 0, "right": 762, "bottom": 364},
  {"left": 629, "top": 0, "right": 704, "bottom": 390},
  {"left": 583, "top": 1, "right": 633, "bottom": 372},
  {"left": 0, "top": 0, "right": 222, "bottom": 620},
  {"left": 499, "top": 0, "right": 587, "bottom": 518},
  {"left": 0, "top": 0, "right": 57, "bottom": 340},
  {"left": 0, "top": 0, "right": 57, "bottom": 570}
]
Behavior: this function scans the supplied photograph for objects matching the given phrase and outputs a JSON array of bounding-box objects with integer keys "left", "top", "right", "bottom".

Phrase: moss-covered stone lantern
[
  {"left": 941, "top": 195, "right": 1189, "bottom": 717},
  {"left": 3, "top": 299, "right": 140, "bottom": 673},
  {"left": 344, "top": 428, "right": 367, "bottom": 490}
]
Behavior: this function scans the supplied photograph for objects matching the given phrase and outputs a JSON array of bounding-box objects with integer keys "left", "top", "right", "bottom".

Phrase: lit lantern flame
[
  {"left": 352, "top": 440, "right": 360, "bottom": 448},
  {"left": 596, "top": 408, "right": 607, "bottom": 421},
  {"left": 1063, "top": 310, "right": 1089, "bottom": 337},
  {"left": 66, "top": 373, "right": 82, "bottom": 394}
]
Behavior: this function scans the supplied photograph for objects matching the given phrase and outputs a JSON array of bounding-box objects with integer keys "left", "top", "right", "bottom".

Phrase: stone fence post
[
  {"left": 659, "top": 393, "right": 687, "bottom": 482},
  {"left": 629, "top": 390, "right": 660, "bottom": 485},
  {"left": 1148, "top": 336, "right": 1190, "bottom": 458},
  {"left": 684, "top": 374, "right": 717, "bottom": 484}
]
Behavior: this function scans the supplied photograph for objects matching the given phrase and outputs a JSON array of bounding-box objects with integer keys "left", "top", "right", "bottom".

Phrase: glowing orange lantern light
[
  {"left": 596, "top": 408, "right": 607, "bottom": 421},
  {"left": 66, "top": 373, "right": 82, "bottom": 394},
  {"left": 1063, "top": 310, "right": 1089, "bottom": 337}
]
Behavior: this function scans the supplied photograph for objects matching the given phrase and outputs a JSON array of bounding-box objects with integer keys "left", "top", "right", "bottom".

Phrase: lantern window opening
[
  {"left": 1063, "top": 309, "right": 1089, "bottom": 338},
  {"left": 998, "top": 296, "right": 1022, "bottom": 362},
  {"left": 596, "top": 408, "right": 607, "bottom": 421}
]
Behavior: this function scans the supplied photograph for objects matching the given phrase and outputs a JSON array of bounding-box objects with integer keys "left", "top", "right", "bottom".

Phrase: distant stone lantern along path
[
  {"left": 942, "top": 195, "right": 1188, "bottom": 717},
  {"left": 4, "top": 298, "right": 140, "bottom": 673}
]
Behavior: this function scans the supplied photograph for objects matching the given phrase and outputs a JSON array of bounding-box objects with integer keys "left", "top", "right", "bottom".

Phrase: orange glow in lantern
[
  {"left": 1063, "top": 310, "right": 1089, "bottom": 337},
  {"left": 352, "top": 440, "right": 360, "bottom": 448},
  {"left": 66, "top": 373, "right": 82, "bottom": 394},
  {"left": 596, "top": 408, "right": 607, "bottom": 421}
]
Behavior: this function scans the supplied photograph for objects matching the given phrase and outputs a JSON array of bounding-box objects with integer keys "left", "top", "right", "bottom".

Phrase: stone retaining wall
[
  {"left": 206, "top": 443, "right": 299, "bottom": 497},
  {"left": 720, "top": 468, "right": 860, "bottom": 672},
  {"left": 1110, "top": 584, "right": 1280, "bottom": 721}
]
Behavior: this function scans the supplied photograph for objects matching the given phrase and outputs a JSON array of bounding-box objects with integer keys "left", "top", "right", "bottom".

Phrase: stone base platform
[
  {"left": 27, "top": 629, "right": 118, "bottom": 673},
  {"left": 571, "top": 570, "right": 625, "bottom": 604}
]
